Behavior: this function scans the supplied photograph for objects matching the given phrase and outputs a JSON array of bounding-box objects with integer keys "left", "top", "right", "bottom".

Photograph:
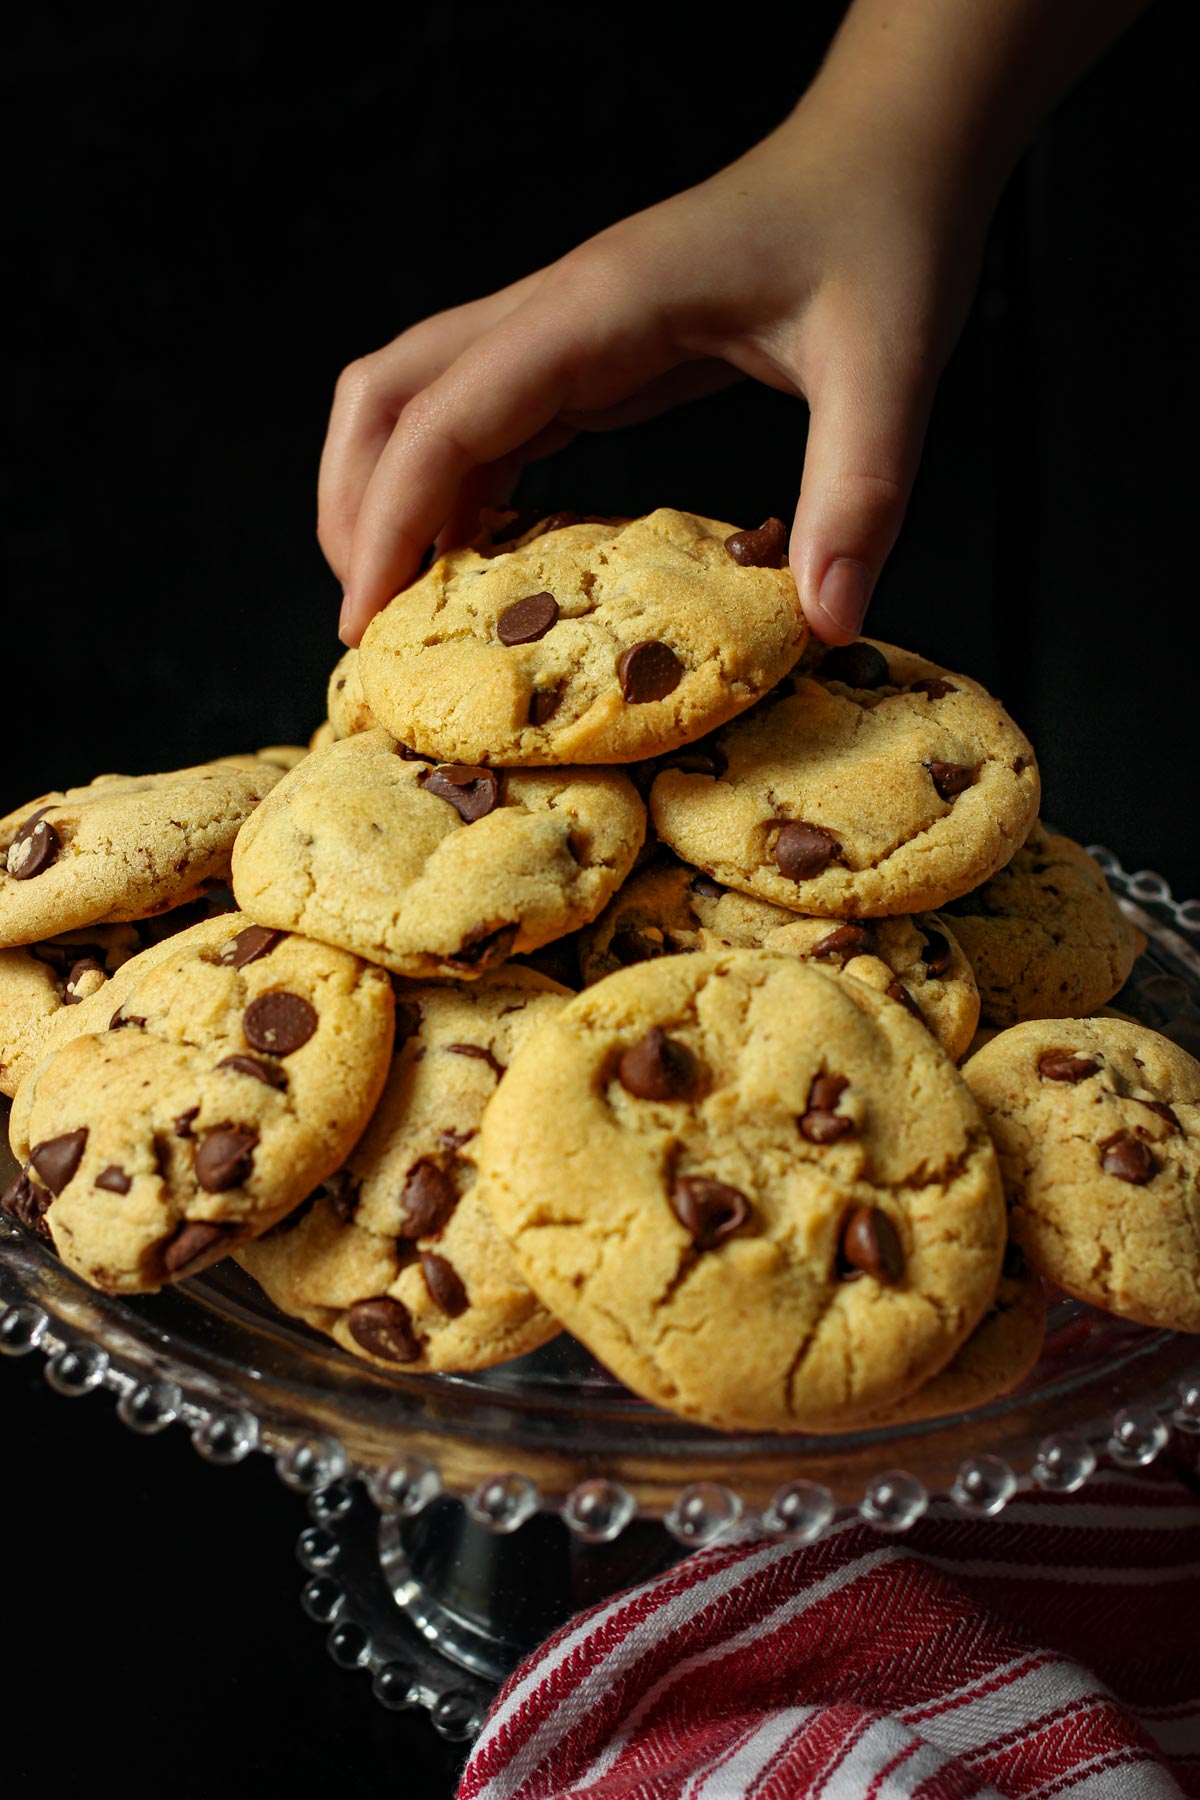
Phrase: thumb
[{"left": 789, "top": 346, "right": 933, "bottom": 645}]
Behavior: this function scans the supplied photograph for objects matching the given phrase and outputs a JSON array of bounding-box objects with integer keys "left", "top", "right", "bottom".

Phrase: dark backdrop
[{"left": 3, "top": 6, "right": 1193, "bottom": 1796}]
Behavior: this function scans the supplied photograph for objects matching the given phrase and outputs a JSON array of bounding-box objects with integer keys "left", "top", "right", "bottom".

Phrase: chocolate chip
[
  {"left": 497, "top": 592, "right": 559, "bottom": 645},
  {"left": 243, "top": 991, "right": 318, "bottom": 1056},
  {"left": 95, "top": 1165, "right": 132, "bottom": 1194},
  {"left": 218, "top": 924, "right": 286, "bottom": 968},
  {"left": 7, "top": 811, "right": 61, "bottom": 880},
  {"left": 217, "top": 1053, "right": 289, "bottom": 1090},
  {"left": 398, "top": 1160, "right": 458, "bottom": 1239},
  {"left": 421, "top": 1252, "right": 469, "bottom": 1318},
  {"left": 194, "top": 1127, "right": 258, "bottom": 1193},
  {"left": 326, "top": 1169, "right": 361, "bottom": 1223},
  {"left": 419, "top": 763, "right": 503, "bottom": 823},
  {"left": 819, "top": 642, "right": 891, "bottom": 688},
  {"left": 927, "top": 762, "right": 976, "bottom": 801},
  {"left": 31, "top": 938, "right": 104, "bottom": 974},
  {"left": 1099, "top": 1133, "right": 1157, "bottom": 1184},
  {"left": 839, "top": 1207, "right": 903, "bottom": 1282},
  {"left": 174, "top": 1106, "right": 200, "bottom": 1138},
  {"left": 393, "top": 998, "right": 423, "bottom": 1048},
  {"left": 609, "top": 927, "right": 663, "bottom": 966},
  {"left": 617, "top": 1027, "right": 700, "bottom": 1102},
  {"left": 724, "top": 518, "right": 786, "bottom": 567},
  {"left": 439, "top": 1127, "right": 476, "bottom": 1152},
  {"left": 909, "top": 677, "right": 958, "bottom": 700},
  {"left": 809, "top": 1072, "right": 849, "bottom": 1113},
  {"left": 1140, "top": 1099, "right": 1181, "bottom": 1132},
  {"left": 919, "top": 929, "right": 954, "bottom": 979},
  {"left": 109, "top": 1008, "right": 146, "bottom": 1030},
  {"left": 670, "top": 1176, "right": 751, "bottom": 1250},
  {"left": 63, "top": 957, "right": 106, "bottom": 1003},
  {"left": 395, "top": 742, "right": 435, "bottom": 763},
  {"left": 690, "top": 873, "right": 726, "bottom": 899},
  {"left": 445, "top": 922, "right": 517, "bottom": 971},
  {"left": 152, "top": 1134, "right": 172, "bottom": 1179},
  {"left": 799, "top": 1072, "right": 854, "bottom": 1143},
  {"left": 528, "top": 686, "right": 563, "bottom": 727},
  {"left": 161, "top": 1220, "right": 239, "bottom": 1277},
  {"left": 1012, "top": 755, "right": 1028, "bottom": 774},
  {"left": 617, "top": 641, "right": 684, "bottom": 704},
  {"left": 348, "top": 1296, "right": 420, "bottom": 1362},
  {"left": 1, "top": 1169, "right": 52, "bottom": 1239},
  {"left": 29, "top": 1128, "right": 88, "bottom": 1195},
  {"left": 446, "top": 1042, "right": 505, "bottom": 1079},
  {"left": 1037, "top": 1050, "right": 1100, "bottom": 1084},
  {"left": 661, "top": 746, "right": 728, "bottom": 778},
  {"left": 1002, "top": 1241, "right": 1026, "bottom": 1278},
  {"left": 886, "top": 980, "right": 926, "bottom": 1026},
  {"left": 772, "top": 821, "right": 840, "bottom": 881},
  {"left": 812, "top": 923, "right": 876, "bottom": 961}
]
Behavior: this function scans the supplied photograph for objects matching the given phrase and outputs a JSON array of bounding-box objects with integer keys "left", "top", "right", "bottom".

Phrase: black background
[{"left": 3, "top": 5, "right": 1194, "bottom": 1796}]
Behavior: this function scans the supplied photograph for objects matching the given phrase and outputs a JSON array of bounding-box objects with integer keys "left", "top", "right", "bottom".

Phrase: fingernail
[
  {"left": 338, "top": 593, "right": 353, "bottom": 639},
  {"left": 818, "top": 559, "right": 869, "bottom": 638}
]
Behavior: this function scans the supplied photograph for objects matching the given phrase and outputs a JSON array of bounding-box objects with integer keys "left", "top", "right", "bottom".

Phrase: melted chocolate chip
[
  {"left": 886, "top": 980, "right": 926, "bottom": 1026},
  {"left": 1, "top": 1168, "right": 52, "bottom": 1238},
  {"left": 243, "top": 991, "right": 318, "bottom": 1057},
  {"left": 1140, "top": 1099, "right": 1181, "bottom": 1133},
  {"left": 445, "top": 923, "right": 517, "bottom": 971},
  {"left": 1012, "top": 755, "right": 1028, "bottom": 774},
  {"left": 7, "top": 811, "right": 61, "bottom": 880},
  {"left": 909, "top": 677, "right": 958, "bottom": 700},
  {"left": 1099, "top": 1133, "right": 1157, "bottom": 1184},
  {"left": 617, "top": 1027, "right": 700, "bottom": 1102},
  {"left": 218, "top": 925, "right": 286, "bottom": 968},
  {"left": 29, "top": 1129, "right": 88, "bottom": 1195},
  {"left": 446, "top": 1042, "right": 505, "bottom": 1079},
  {"left": 811, "top": 923, "right": 876, "bottom": 961},
  {"left": 927, "top": 761, "right": 976, "bottom": 801},
  {"left": 95, "top": 1165, "right": 132, "bottom": 1194},
  {"left": 1038, "top": 1050, "right": 1100, "bottom": 1084},
  {"left": 690, "top": 873, "right": 726, "bottom": 899},
  {"left": 217, "top": 1053, "right": 289, "bottom": 1090},
  {"left": 63, "top": 957, "right": 106, "bottom": 1003},
  {"left": 497, "top": 592, "right": 559, "bottom": 645},
  {"left": 799, "top": 1072, "right": 854, "bottom": 1144},
  {"left": 839, "top": 1207, "right": 903, "bottom": 1283},
  {"left": 398, "top": 1160, "right": 458, "bottom": 1239},
  {"left": 194, "top": 1127, "right": 258, "bottom": 1193},
  {"left": 347, "top": 1296, "right": 420, "bottom": 1362},
  {"left": 326, "top": 1169, "right": 361, "bottom": 1223},
  {"left": 419, "top": 763, "right": 503, "bottom": 823},
  {"left": 919, "top": 929, "right": 954, "bottom": 979},
  {"left": 174, "top": 1106, "right": 200, "bottom": 1139},
  {"left": 617, "top": 641, "right": 683, "bottom": 704},
  {"left": 724, "top": 517, "right": 786, "bottom": 567},
  {"left": 109, "top": 1008, "right": 146, "bottom": 1031},
  {"left": 421, "top": 1252, "right": 469, "bottom": 1318},
  {"left": 772, "top": 821, "right": 840, "bottom": 882},
  {"left": 162, "top": 1220, "right": 239, "bottom": 1277},
  {"left": 819, "top": 642, "right": 890, "bottom": 689},
  {"left": 528, "top": 686, "right": 563, "bottom": 727},
  {"left": 670, "top": 1176, "right": 751, "bottom": 1250}
]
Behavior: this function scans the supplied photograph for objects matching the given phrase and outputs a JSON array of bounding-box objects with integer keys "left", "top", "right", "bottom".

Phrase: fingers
[{"left": 788, "top": 331, "right": 934, "bottom": 645}]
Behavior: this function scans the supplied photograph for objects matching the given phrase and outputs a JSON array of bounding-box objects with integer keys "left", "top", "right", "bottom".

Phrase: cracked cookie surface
[
  {"left": 4, "top": 915, "right": 394, "bottom": 1293},
  {"left": 356, "top": 509, "right": 807, "bottom": 766},
  {"left": 649, "top": 638, "right": 1039, "bottom": 917},
  {"left": 579, "top": 857, "right": 981, "bottom": 1060},
  {"left": 941, "top": 823, "right": 1146, "bottom": 1025},
  {"left": 475, "top": 949, "right": 1005, "bottom": 1431},
  {"left": 231, "top": 728, "right": 646, "bottom": 977},
  {"left": 238, "top": 968, "right": 569, "bottom": 1371},
  {"left": 0, "top": 762, "right": 282, "bottom": 946},
  {"left": 962, "top": 1017, "right": 1200, "bottom": 1332}
]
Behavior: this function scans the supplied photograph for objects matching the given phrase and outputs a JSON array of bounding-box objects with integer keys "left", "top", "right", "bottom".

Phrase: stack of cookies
[{"left": 3, "top": 509, "right": 1196, "bottom": 1434}]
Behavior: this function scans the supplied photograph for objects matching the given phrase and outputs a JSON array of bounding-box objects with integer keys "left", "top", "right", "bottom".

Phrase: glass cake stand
[{"left": 3, "top": 844, "right": 1199, "bottom": 1739}]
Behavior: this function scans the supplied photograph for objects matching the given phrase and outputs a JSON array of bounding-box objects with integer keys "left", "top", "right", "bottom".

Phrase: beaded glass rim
[{"left": 3, "top": 843, "right": 1199, "bottom": 1554}]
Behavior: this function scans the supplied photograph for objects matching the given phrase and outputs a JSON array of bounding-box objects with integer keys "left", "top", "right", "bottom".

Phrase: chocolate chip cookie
[
  {"left": 941, "top": 823, "right": 1147, "bottom": 1026},
  {"left": 356, "top": 509, "right": 807, "bottom": 765},
  {"left": 4, "top": 915, "right": 394, "bottom": 1292},
  {"left": 963, "top": 1018, "right": 1200, "bottom": 1332},
  {"left": 0, "top": 924, "right": 143, "bottom": 1098},
  {"left": 0, "top": 762, "right": 283, "bottom": 947},
  {"left": 476, "top": 949, "right": 1005, "bottom": 1432},
  {"left": 238, "top": 968, "right": 570, "bottom": 1371},
  {"left": 650, "top": 639, "right": 1039, "bottom": 917},
  {"left": 231, "top": 728, "right": 646, "bottom": 977},
  {"left": 326, "top": 647, "right": 378, "bottom": 740},
  {"left": 579, "top": 857, "right": 981, "bottom": 1060}
]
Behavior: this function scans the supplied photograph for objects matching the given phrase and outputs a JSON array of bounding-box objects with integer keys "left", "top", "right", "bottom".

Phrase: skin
[{"left": 323, "top": 0, "right": 1147, "bottom": 649}]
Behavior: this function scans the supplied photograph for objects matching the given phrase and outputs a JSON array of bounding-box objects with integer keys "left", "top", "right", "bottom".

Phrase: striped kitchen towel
[{"left": 459, "top": 1457, "right": 1200, "bottom": 1799}]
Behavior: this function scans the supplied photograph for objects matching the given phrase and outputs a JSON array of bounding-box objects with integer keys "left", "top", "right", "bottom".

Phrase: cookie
[
  {"left": 650, "top": 638, "right": 1039, "bottom": 916},
  {"left": 0, "top": 762, "right": 282, "bottom": 947},
  {"left": 475, "top": 950, "right": 1006, "bottom": 1431},
  {"left": 0, "top": 924, "right": 143, "bottom": 1098},
  {"left": 231, "top": 728, "right": 646, "bottom": 977},
  {"left": 308, "top": 720, "right": 337, "bottom": 753},
  {"left": 579, "top": 858, "right": 981, "bottom": 1060},
  {"left": 326, "top": 648, "right": 378, "bottom": 740},
  {"left": 940, "top": 823, "right": 1147, "bottom": 1026},
  {"left": 356, "top": 508, "right": 807, "bottom": 766},
  {"left": 962, "top": 1018, "right": 1200, "bottom": 1332},
  {"left": 220, "top": 746, "right": 310, "bottom": 773},
  {"left": 238, "top": 968, "right": 570, "bottom": 1371},
  {"left": 4, "top": 915, "right": 394, "bottom": 1293}
]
